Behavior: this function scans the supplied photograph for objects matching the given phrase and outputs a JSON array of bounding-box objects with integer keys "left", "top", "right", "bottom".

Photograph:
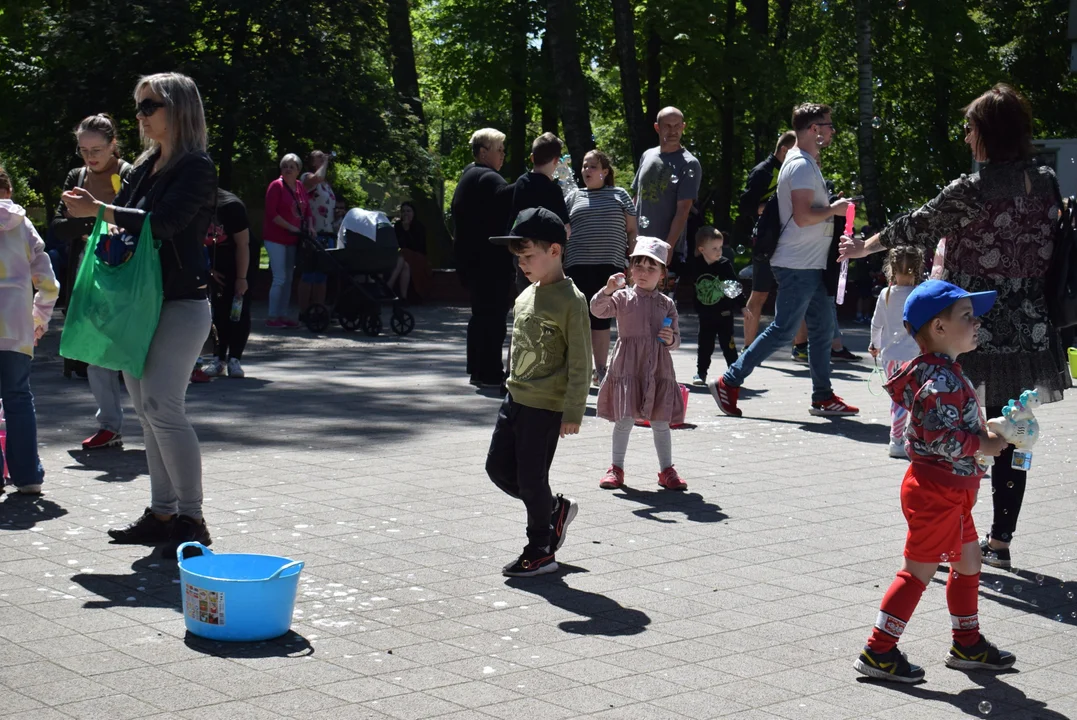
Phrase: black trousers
[
  {"left": 466, "top": 266, "right": 513, "bottom": 382},
  {"left": 211, "top": 283, "right": 251, "bottom": 361},
  {"left": 485, "top": 394, "right": 561, "bottom": 551},
  {"left": 697, "top": 310, "right": 738, "bottom": 376},
  {"left": 985, "top": 404, "right": 1027, "bottom": 542}
]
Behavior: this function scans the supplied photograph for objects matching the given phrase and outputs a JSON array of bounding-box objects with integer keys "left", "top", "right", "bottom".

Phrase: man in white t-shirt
[{"left": 709, "top": 103, "right": 859, "bottom": 418}]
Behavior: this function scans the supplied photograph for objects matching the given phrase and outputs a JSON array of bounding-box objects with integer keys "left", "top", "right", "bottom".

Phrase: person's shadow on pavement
[
  {"left": 610, "top": 487, "right": 728, "bottom": 524},
  {"left": 863, "top": 670, "right": 1069, "bottom": 718},
  {"left": 505, "top": 564, "right": 651, "bottom": 636},
  {"left": 0, "top": 492, "right": 68, "bottom": 530},
  {"left": 66, "top": 448, "right": 147, "bottom": 483},
  {"left": 71, "top": 554, "right": 183, "bottom": 611}
]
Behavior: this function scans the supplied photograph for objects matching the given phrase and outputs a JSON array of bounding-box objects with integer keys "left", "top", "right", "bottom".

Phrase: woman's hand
[
  {"left": 235, "top": 278, "right": 249, "bottom": 297},
  {"left": 604, "top": 273, "right": 626, "bottom": 294},
  {"left": 657, "top": 327, "right": 674, "bottom": 344},
  {"left": 62, "top": 187, "right": 101, "bottom": 218},
  {"left": 838, "top": 234, "right": 867, "bottom": 262}
]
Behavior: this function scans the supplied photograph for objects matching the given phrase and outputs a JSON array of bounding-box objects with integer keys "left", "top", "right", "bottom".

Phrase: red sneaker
[
  {"left": 809, "top": 393, "right": 859, "bottom": 417},
  {"left": 657, "top": 466, "right": 687, "bottom": 491},
  {"left": 280, "top": 318, "right": 301, "bottom": 328},
  {"left": 599, "top": 465, "right": 625, "bottom": 489},
  {"left": 82, "top": 429, "right": 122, "bottom": 450},
  {"left": 709, "top": 377, "right": 742, "bottom": 417},
  {"left": 190, "top": 368, "right": 212, "bottom": 384}
]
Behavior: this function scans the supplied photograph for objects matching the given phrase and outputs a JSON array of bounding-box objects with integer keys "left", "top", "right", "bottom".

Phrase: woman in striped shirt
[{"left": 566, "top": 150, "right": 638, "bottom": 384}]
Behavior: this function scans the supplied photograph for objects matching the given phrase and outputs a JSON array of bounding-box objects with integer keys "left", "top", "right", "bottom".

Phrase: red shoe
[
  {"left": 280, "top": 318, "right": 301, "bottom": 328},
  {"left": 190, "top": 368, "right": 212, "bottom": 384},
  {"left": 709, "top": 377, "right": 742, "bottom": 417},
  {"left": 809, "top": 393, "right": 859, "bottom": 417},
  {"left": 599, "top": 465, "right": 625, "bottom": 489},
  {"left": 82, "top": 429, "right": 122, "bottom": 450},
  {"left": 657, "top": 466, "right": 687, "bottom": 491}
]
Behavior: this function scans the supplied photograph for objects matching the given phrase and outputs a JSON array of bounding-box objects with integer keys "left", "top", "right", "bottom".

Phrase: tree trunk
[
  {"left": 775, "top": 0, "right": 794, "bottom": 50},
  {"left": 216, "top": 14, "right": 249, "bottom": 191},
  {"left": 745, "top": 0, "right": 768, "bottom": 35},
  {"left": 545, "top": 0, "right": 595, "bottom": 174},
  {"left": 611, "top": 0, "right": 650, "bottom": 164},
  {"left": 855, "top": 0, "right": 884, "bottom": 228},
  {"left": 386, "top": 0, "right": 428, "bottom": 147},
  {"left": 539, "top": 31, "right": 560, "bottom": 134},
  {"left": 645, "top": 24, "right": 661, "bottom": 132},
  {"left": 717, "top": 0, "right": 737, "bottom": 230},
  {"left": 507, "top": 0, "right": 529, "bottom": 178}
]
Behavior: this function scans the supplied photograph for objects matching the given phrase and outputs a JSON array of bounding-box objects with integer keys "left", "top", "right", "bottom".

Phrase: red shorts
[{"left": 900, "top": 466, "right": 978, "bottom": 564}]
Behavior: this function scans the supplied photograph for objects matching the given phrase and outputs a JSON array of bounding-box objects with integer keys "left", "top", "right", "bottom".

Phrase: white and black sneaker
[
  {"left": 550, "top": 494, "right": 578, "bottom": 551},
  {"left": 502, "top": 545, "right": 558, "bottom": 577}
]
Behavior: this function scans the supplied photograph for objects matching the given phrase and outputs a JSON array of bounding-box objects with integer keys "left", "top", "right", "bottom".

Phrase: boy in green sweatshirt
[{"left": 486, "top": 207, "right": 593, "bottom": 577}]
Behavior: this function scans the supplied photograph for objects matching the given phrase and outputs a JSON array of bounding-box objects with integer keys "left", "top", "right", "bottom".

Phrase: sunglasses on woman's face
[{"left": 136, "top": 98, "right": 167, "bottom": 117}]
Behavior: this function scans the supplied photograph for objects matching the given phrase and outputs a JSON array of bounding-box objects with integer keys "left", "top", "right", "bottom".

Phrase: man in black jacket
[
  {"left": 451, "top": 128, "right": 513, "bottom": 387},
  {"left": 739, "top": 131, "right": 795, "bottom": 346}
]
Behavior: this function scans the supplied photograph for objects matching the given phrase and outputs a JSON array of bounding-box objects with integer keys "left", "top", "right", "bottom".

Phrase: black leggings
[
  {"left": 985, "top": 404, "right": 1026, "bottom": 543},
  {"left": 211, "top": 284, "right": 252, "bottom": 361}
]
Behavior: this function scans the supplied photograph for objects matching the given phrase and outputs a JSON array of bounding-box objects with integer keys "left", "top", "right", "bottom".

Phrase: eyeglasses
[
  {"left": 136, "top": 98, "right": 167, "bottom": 117},
  {"left": 75, "top": 146, "right": 109, "bottom": 160},
  {"left": 815, "top": 122, "right": 836, "bottom": 129}
]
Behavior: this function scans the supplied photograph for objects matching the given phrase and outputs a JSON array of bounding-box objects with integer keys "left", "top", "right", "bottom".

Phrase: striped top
[{"left": 565, "top": 186, "right": 636, "bottom": 268}]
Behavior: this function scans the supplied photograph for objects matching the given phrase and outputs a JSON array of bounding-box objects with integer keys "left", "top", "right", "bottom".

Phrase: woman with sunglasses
[
  {"left": 52, "top": 114, "right": 136, "bottom": 451},
  {"left": 841, "top": 83, "right": 1071, "bottom": 572},
  {"left": 62, "top": 72, "right": 218, "bottom": 556}
]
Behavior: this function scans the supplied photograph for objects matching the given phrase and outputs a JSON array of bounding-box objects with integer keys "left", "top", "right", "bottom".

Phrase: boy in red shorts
[{"left": 854, "top": 279, "right": 1014, "bottom": 683}]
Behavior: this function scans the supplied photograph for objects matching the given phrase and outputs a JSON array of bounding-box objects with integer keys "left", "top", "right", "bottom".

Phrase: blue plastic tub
[{"left": 176, "top": 542, "right": 304, "bottom": 642}]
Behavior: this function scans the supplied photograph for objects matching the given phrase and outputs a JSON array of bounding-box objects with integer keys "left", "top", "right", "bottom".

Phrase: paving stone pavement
[{"left": 3, "top": 303, "right": 1076, "bottom": 720}]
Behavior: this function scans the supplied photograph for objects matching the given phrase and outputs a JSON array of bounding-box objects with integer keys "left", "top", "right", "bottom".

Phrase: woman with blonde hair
[{"left": 63, "top": 72, "right": 218, "bottom": 555}]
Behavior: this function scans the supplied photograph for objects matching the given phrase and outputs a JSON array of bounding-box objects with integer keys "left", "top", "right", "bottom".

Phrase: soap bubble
[
  {"left": 721, "top": 280, "right": 743, "bottom": 299},
  {"left": 897, "top": 0, "right": 907, "bottom": 8},
  {"left": 820, "top": 0, "right": 829, "bottom": 10},
  {"left": 671, "top": 175, "right": 680, "bottom": 184},
  {"left": 1068, "top": 591, "right": 1074, "bottom": 599},
  {"left": 940, "top": 552, "right": 950, "bottom": 562},
  {"left": 978, "top": 701, "right": 992, "bottom": 715},
  {"left": 639, "top": 216, "right": 650, "bottom": 229},
  {"left": 1006, "top": 481, "right": 1014, "bottom": 488},
  {"left": 994, "top": 580, "right": 1003, "bottom": 591},
  {"left": 686, "top": 168, "right": 695, "bottom": 178},
  {"left": 1013, "top": 585, "right": 1022, "bottom": 594},
  {"left": 875, "top": 78, "right": 883, "bottom": 89},
  {"left": 735, "top": 245, "right": 747, "bottom": 255},
  {"left": 708, "top": 14, "right": 717, "bottom": 23},
  {"left": 871, "top": 117, "right": 883, "bottom": 129},
  {"left": 955, "top": 32, "right": 963, "bottom": 42},
  {"left": 1056, "top": 614, "right": 1065, "bottom": 622},
  {"left": 1036, "top": 574, "right": 1045, "bottom": 585},
  {"left": 674, "top": 33, "right": 689, "bottom": 41}
]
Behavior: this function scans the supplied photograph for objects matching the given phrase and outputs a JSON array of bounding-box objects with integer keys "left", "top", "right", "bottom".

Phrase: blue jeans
[
  {"left": 0, "top": 351, "right": 45, "bottom": 486},
  {"left": 723, "top": 266, "right": 836, "bottom": 402},
  {"left": 265, "top": 240, "right": 296, "bottom": 318}
]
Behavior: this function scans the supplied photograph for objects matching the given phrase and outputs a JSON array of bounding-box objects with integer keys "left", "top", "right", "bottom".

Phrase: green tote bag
[{"left": 59, "top": 208, "right": 163, "bottom": 378}]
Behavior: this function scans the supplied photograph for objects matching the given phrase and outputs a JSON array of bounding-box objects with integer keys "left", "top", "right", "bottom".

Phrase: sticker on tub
[{"left": 186, "top": 583, "right": 225, "bottom": 625}]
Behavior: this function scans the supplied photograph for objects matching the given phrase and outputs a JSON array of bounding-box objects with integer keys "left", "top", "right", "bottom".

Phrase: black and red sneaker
[
  {"left": 708, "top": 377, "right": 742, "bottom": 417},
  {"left": 502, "top": 545, "right": 558, "bottom": 577},
  {"left": 550, "top": 494, "right": 578, "bottom": 551},
  {"left": 809, "top": 394, "right": 859, "bottom": 417}
]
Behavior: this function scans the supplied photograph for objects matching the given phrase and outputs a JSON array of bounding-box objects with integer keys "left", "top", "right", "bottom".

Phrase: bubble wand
[{"left": 836, "top": 202, "right": 856, "bottom": 304}]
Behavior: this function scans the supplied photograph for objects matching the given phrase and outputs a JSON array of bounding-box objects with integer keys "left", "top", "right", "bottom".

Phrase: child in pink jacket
[
  {"left": 0, "top": 168, "right": 60, "bottom": 494},
  {"left": 590, "top": 237, "right": 687, "bottom": 491}
]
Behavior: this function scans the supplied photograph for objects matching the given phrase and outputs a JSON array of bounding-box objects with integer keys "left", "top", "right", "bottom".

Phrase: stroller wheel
[
  {"left": 305, "top": 304, "right": 331, "bottom": 333},
  {"left": 339, "top": 314, "right": 362, "bottom": 332},
  {"left": 362, "top": 315, "right": 382, "bottom": 336},
  {"left": 390, "top": 310, "right": 415, "bottom": 336}
]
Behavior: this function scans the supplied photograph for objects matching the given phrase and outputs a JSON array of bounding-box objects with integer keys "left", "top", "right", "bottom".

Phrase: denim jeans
[
  {"left": 265, "top": 240, "right": 296, "bottom": 318},
  {"left": 723, "top": 266, "right": 836, "bottom": 402},
  {"left": 0, "top": 351, "right": 45, "bottom": 486}
]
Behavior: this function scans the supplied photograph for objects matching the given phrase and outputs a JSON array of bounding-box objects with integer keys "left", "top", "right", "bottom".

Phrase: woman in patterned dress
[{"left": 840, "top": 83, "right": 1071, "bottom": 570}]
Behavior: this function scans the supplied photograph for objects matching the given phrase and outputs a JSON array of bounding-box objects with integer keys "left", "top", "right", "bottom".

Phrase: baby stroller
[{"left": 302, "top": 209, "right": 415, "bottom": 337}]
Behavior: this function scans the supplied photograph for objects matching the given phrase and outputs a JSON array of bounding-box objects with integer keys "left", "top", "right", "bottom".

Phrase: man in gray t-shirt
[
  {"left": 709, "top": 103, "right": 858, "bottom": 419},
  {"left": 631, "top": 107, "right": 702, "bottom": 266}
]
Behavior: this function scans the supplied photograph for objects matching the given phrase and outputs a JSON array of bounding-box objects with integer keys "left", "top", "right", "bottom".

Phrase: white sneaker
[
  {"left": 201, "top": 360, "right": 225, "bottom": 377},
  {"left": 692, "top": 373, "right": 706, "bottom": 386},
  {"left": 227, "top": 358, "right": 245, "bottom": 378},
  {"left": 889, "top": 440, "right": 908, "bottom": 459},
  {"left": 15, "top": 484, "right": 43, "bottom": 495}
]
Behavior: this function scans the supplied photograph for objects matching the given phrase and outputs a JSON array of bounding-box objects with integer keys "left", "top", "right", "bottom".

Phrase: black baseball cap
[{"left": 490, "top": 207, "right": 567, "bottom": 247}]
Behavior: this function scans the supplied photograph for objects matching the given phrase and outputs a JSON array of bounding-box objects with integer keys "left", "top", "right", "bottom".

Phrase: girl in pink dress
[{"left": 590, "top": 237, "right": 687, "bottom": 491}]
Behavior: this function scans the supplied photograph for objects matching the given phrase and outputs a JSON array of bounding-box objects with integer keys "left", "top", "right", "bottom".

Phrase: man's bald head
[
  {"left": 656, "top": 106, "right": 684, "bottom": 125},
  {"left": 654, "top": 107, "right": 685, "bottom": 149}
]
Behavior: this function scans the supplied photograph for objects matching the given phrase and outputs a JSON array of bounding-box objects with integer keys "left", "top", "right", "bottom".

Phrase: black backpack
[
  {"left": 1047, "top": 193, "right": 1077, "bottom": 329},
  {"left": 751, "top": 193, "right": 787, "bottom": 262}
]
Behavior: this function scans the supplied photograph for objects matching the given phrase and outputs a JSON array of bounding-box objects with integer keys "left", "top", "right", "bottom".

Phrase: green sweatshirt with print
[{"left": 506, "top": 277, "right": 593, "bottom": 424}]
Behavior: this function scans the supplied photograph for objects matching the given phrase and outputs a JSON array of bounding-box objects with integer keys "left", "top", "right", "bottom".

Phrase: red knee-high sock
[
  {"left": 867, "top": 570, "right": 927, "bottom": 653},
  {"left": 947, "top": 569, "right": 981, "bottom": 647}
]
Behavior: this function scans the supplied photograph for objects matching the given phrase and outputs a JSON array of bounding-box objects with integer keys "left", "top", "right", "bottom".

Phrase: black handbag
[{"left": 1047, "top": 191, "right": 1077, "bottom": 330}]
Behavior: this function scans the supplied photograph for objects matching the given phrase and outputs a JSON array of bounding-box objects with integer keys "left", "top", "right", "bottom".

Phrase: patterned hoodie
[
  {"left": 885, "top": 352, "right": 988, "bottom": 489},
  {"left": 0, "top": 200, "right": 59, "bottom": 357}
]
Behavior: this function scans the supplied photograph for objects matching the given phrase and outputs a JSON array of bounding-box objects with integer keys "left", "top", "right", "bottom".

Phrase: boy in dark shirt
[
  {"left": 690, "top": 227, "right": 749, "bottom": 385},
  {"left": 507, "top": 133, "right": 572, "bottom": 293},
  {"left": 855, "top": 280, "right": 1015, "bottom": 684}
]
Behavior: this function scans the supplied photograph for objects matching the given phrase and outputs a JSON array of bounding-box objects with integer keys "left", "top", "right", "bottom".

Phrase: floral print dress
[{"left": 879, "top": 161, "right": 1071, "bottom": 406}]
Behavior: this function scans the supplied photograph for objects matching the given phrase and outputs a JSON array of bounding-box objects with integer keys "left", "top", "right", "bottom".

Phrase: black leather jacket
[{"left": 113, "top": 151, "right": 217, "bottom": 301}]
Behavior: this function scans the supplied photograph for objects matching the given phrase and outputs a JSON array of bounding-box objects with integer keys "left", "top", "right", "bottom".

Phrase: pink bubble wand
[{"left": 836, "top": 202, "right": 856, "bottom": 305}]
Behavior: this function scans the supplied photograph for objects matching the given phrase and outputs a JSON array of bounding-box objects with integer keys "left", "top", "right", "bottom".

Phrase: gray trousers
[
  {"left": 123, "top": 299, "right": 211, "bottom": 519},
  {"left": 87, "top": 365, "right": 124, "bottom": 433}
]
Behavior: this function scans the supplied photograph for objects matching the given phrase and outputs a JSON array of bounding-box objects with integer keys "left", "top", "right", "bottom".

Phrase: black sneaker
[
  {"left": 831, "top": 346, "right": 862, "bottom": 362},
  {"left": 980, "top": 536, "right": 1011, "bottom": 569},
  {"left": 945, "top": 636, "right": 1015, "bottom": 671},
  {"left": 853, "top": 646, "right": 926, "bottom": 683},
  {"left": 502, "top": 545, "right": 558, "bottom": 577},
  {"left": 159, "top": 515, "right": 213, "bottom": 560},
  {"left": 791, "top": 343, "right": 808, "bottom": 363},
  {"left": 107, "top": 508, "right": 174, "bottom": 544},
  {"left": 550, "top": 494, "right": 578, "bottom": 551}
]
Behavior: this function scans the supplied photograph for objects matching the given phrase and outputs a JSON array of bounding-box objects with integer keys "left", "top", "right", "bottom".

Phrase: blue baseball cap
[{"left": 903, "top": 279, "right": 997, "bottom": 335}]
